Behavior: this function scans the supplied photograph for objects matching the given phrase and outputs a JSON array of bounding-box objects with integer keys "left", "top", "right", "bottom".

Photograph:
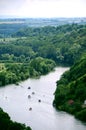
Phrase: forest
[
  {"left": 0, "top": 23, "right": 86, "bottom": 87},
  {"left": 53, "top": 55, "right": 86, "bottom": 122},
  {"left": 0, "top": 19, "right": 86, "bottom": 124}
]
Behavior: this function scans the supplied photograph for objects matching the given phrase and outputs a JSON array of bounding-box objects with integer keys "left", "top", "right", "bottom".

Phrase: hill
[{"left": 53, "top": 56, "right": 86, "bottom": 122}]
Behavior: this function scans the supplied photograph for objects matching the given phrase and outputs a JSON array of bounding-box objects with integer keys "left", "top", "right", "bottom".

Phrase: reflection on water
[{"left": 0, "top": 67, "right": 86, "bottom": 130}]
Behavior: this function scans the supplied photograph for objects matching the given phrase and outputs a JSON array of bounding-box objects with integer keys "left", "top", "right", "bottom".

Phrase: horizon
[{"left": 0, "top": 16, "right": 86, "bottom": 19}]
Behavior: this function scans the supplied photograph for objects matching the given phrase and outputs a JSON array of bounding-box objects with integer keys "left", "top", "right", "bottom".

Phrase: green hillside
[
  {"left": 53, "top": 56, "right": 86, "bottom": 122},
  {"left": 0, "top": 24, "right": 86, "bottom": 66}
]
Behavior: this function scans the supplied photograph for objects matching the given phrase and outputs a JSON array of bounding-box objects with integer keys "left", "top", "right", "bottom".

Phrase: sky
[{"left": 0, "top": 0, "right": 86, "bottom": 18}]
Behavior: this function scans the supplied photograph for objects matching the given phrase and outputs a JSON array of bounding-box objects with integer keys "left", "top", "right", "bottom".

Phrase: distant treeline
[
  {"left": 0, "top": 24, "right": 86, "bottom": 66},
  {"left": 0, "top": 23, "right": 27, "bottom": 37},
  {"left": 0, "top": 17, "right": 86, "bottom": 37}
]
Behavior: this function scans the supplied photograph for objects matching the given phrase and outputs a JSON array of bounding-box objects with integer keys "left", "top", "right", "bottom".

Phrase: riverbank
[
  {"left": 0, "top": 108, "right": 31, "bottom": 130},
  {"left": 53, "top": 57, "right": 86, "bottom": 122},
  {"left": 0, "top": 58, "right": 56, "bottom": 87}
]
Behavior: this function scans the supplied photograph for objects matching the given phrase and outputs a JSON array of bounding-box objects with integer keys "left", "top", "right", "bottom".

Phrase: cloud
[
  {"left": 0, "top": 0, "right": 25, "bottom": 15},
  {"left": 0, "top": 0, "right": 86, "bottom": 17}
]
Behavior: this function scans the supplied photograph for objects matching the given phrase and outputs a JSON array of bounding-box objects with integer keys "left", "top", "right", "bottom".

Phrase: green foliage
[
  {"left": 54, "top": 56, "right": 86, "bottom": 122},
  {"left": 0, "top": 24, "right": 86, "bottom": 65},
  {"left": 0, "top": 58, "right": 55, "bottom": 86},
  {"left": 0, "top": 63, "right": 28, "bottom": 86},
  {"left": 75, "top": 109, "right": 86, "bottom": 122},
  {"left": 0, "top": 108, "right": 31, "bottom": 130},
  {"left": 29, "top": 57, "right": 56, "bottom": 76}
]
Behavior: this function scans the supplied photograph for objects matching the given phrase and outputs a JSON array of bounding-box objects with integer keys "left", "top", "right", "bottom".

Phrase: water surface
[{"left": 0, "top": 67, "right": 86, "bottom": 130}]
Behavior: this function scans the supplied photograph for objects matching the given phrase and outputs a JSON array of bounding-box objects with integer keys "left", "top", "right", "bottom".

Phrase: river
[{"left": 0, "top": 67, "right": 86, "bottom": 130}]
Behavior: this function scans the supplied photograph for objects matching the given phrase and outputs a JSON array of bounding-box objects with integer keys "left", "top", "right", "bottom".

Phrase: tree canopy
[{"left": 53, "top": 56, "right": 86, "bottom": 122}]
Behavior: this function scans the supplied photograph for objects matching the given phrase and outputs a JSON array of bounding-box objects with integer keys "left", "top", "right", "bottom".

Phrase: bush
[{"left": 75, "top": 109, "right": 86, "bottom": 122}]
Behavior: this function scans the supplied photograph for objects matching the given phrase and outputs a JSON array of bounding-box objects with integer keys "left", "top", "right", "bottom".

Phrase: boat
[{"left": 29, "top": 107, "right": 32, "bottom": 111}]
